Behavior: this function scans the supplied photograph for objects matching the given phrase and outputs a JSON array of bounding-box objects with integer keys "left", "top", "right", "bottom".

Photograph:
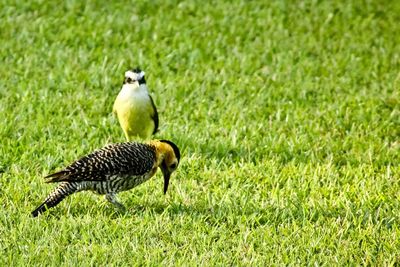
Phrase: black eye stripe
[{"left": 126, "top": 77, "right": 137, "bottom": 83}]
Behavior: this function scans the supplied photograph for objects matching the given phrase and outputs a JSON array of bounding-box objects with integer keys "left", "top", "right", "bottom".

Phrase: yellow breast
[{"left": 113, "top": 84, "right": 156, "bottom": 140}]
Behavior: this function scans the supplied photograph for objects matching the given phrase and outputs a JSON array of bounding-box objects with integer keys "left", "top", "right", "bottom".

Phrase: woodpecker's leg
[{"left": 105, "top": 193, "right": 126, "bottom": 210}]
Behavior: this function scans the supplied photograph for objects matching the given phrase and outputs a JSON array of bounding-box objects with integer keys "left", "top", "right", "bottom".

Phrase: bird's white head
[{"left": 124, "top": 68, "right": 146, "bottom": 85}]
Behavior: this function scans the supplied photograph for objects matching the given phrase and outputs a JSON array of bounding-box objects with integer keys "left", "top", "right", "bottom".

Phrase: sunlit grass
[{"left": 1, "top": 0, "right": 399, "bottom": 265}]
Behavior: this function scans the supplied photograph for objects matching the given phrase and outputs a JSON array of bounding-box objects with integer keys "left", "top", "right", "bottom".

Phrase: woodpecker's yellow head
[
  {"left": 152, "top": 140, "right": 181, "bottom": 194},
  {"left": 124, "top": 67, "right": 146, "bottom": 85}
]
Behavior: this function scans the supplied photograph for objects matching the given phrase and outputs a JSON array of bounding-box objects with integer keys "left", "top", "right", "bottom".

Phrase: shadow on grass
[
  {"left": 126, "top": 201, "right": 277, "bottom": 228},
  {"left": 32, "top": 196, "right": 396, "bottom": 231},
  {"left": 125, "top": 201, "right": 396, "bottom": 230},
  {"left": 177, "top": 134, "right": 255, "bottom": 163}
]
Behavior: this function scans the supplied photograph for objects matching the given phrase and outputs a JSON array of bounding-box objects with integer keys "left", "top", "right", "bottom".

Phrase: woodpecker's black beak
[
  {"left": 161, "top": 168, "right": 171, "bottom": 194},
  {"left": 163, "top": 173, "right": 170, "bottom": 195}
]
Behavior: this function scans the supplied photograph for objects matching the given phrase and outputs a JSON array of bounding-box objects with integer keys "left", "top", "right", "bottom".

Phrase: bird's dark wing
[
  {"left": 45, "top": 143, "right": 156, "bottom": 183},
  {"left": 149, "top": 94, "right": 159, "bottom": 135}
]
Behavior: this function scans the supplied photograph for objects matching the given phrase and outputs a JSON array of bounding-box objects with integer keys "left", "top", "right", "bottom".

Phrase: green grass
[{"left": 1, "top": 0, "right": 400, "bottom": 265}]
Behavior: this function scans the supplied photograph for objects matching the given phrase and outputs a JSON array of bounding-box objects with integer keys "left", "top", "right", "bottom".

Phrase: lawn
[{"left": 0, "top": 0, "right": 399, "bottom": 265}]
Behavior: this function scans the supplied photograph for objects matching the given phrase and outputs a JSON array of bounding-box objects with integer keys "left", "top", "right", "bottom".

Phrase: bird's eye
[
  {"left": 170, "top": 163, "right": 177, "bottom": 169},
  {"left": 127, "top": 77, "right": 132, "bottom": 83}
]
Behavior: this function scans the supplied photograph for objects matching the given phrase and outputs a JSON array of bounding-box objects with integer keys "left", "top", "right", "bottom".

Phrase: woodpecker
[
  {"left": 31, "top": 140, "right": 180, "bottom": 217},
  {"left": 113, "top": 68, "right": 159, "bottom": 141}
]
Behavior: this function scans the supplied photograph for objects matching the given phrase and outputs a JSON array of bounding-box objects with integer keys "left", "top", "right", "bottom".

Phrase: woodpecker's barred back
[{"left": 32, "top": 140, "right": 180, "bottom": 217}]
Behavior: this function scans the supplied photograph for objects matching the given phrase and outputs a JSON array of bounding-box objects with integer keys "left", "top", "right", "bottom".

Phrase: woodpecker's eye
[{"left": 170, "top": 163, "right": 177, "bottom": 169}]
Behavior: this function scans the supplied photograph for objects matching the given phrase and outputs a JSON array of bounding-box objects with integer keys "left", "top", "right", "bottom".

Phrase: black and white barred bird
[{"left": 32, "top": 140, "right": 180, "bottom": 217}]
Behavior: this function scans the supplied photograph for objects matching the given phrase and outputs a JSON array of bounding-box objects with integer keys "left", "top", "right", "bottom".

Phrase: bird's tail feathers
[
  {"left": 31, "top": 182, "right": 78, "bottom": 217},
  {"left": 45, "top": 170, "right": 70, "bottom": 183}
]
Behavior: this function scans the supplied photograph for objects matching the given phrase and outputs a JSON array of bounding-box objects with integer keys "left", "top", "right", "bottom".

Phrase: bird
[
  {"left": 31, "top": 139, "right": 180, "bottom": 217},
  {"left": 113, "top": 68, "right": 159, "bottom": 141}
]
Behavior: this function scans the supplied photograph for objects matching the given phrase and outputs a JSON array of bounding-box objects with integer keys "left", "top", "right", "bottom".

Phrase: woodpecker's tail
[{"left": 32, "top": 182, "right": 78, "bottom": 217}]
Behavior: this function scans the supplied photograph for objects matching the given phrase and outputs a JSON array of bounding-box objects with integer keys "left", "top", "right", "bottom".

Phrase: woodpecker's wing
[
  {"left": 45, "top": 143, "right": 156, "bottom": 183},
  {"left": 149, "top": 94, "right": 159, "bottom": 134}
]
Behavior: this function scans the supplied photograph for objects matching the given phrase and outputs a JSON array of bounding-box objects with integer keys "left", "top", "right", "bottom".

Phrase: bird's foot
[{"left": 105, "top": 193, "right": 127, "bottom": 211}]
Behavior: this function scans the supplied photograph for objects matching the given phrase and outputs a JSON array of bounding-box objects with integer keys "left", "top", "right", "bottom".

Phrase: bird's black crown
[
  {"left": 133, "top": 67, "right": 142, "bottom": 74},
  {"left": 131, "top": 67, "right": 146, "bottom": 84},
  {"left": 160, "top": 140, "right": 181, "bottom": 163}
]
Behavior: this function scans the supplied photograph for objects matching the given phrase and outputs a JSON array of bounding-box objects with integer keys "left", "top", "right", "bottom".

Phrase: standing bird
[
  {"left": 113, "top": 68, "right": 159, "bottom": 141},
  {"left": 31, "top": 140, "right": 180, "bottom": 217}
]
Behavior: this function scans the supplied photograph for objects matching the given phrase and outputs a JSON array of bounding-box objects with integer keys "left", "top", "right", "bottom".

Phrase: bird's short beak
[{"left": 162, "top": 169, "right": 171, "bottom": 195}]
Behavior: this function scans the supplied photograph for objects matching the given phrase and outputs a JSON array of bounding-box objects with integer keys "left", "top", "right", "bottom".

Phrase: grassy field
[{"left": 1, "top": 0, "right": 399, "bottom": 265}]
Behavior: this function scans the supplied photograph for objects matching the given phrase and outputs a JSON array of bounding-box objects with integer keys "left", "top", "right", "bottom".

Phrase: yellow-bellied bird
[
  {"left": 31, "top": 140, "right": 180, "bottom": 217},
  {"left": 113, "top": 68, "right": 159, "bottom": 141}
]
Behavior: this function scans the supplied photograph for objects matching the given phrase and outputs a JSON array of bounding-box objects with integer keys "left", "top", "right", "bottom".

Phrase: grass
[{"left": 1, "top": 0, "right": 399, "bottom": 265}]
